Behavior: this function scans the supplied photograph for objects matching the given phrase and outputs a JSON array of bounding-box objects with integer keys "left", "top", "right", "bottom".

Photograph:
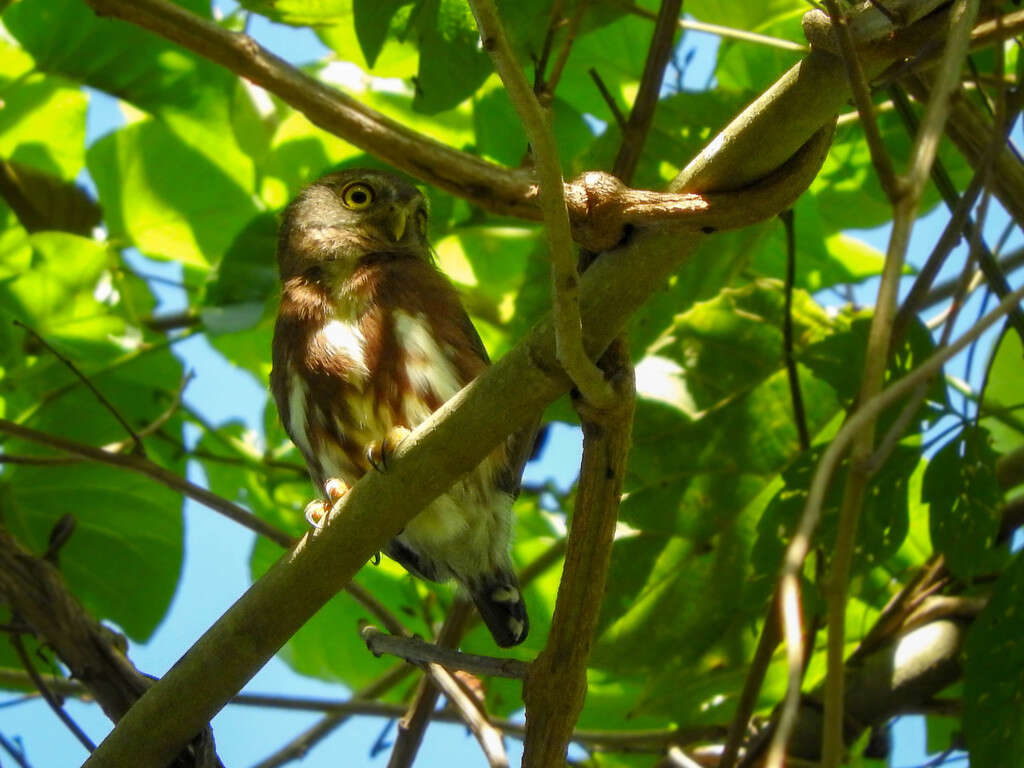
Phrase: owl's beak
[{"left": 387, "top": 199, "right": 420, "bottom": 243}]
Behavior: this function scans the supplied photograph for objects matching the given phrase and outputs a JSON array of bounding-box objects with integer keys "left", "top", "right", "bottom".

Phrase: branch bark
[
  {"left": 468, "top": 0, "right": 614, "bottom": 408},
  {"left": 522, "top": 345, "right": 635, "bottom": 767},
  {"left": 0, "top": 527, "right": 222, "bottom": 767}
]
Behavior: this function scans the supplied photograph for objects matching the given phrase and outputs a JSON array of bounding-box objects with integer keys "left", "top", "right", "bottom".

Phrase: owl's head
[{"left": 277, "top": 168, "right": 430, "bottom": 279}]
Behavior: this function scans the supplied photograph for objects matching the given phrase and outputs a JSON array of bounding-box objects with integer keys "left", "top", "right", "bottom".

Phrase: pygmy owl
[{"left": 270, "top": 169, "right": 532, "bottom": 647}]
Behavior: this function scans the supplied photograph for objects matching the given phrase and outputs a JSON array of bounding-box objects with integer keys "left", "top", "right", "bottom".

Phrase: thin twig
[
  {"left": 612, "top": 0, "right": 683, "bottom": 182},
  {"left": 10, "top": 633, "right": 96, "bottom": 753},
  {"left": 780, "top": 209, "right": 811, "bottom": 451},
  {"left": 387, "top": 599, "right": 471, "bottom": 768},
  {"left": 468, "top": 0, "right": 615, "bottom": 409},
  {"left": 0, "top": 732, "right": 33, "bottom": 768},
  {"left": 621, "top": 2, "right": 810, "bottom": 52},
  {"left": 360, "top": 625, "right": 528, "bottom": 679},
  {"left": 767, "top": 276, "right": 1022, "bottom": 768},
  {"left": 888, "top": 84, "right": 1024, "bottom": 342},
  {"left": 538, "top": 1, "right": 589, "bottom": 104},
  {"left": 719, "top": 605, "right": 781, "bottom": 768},
  {"left": 13, "top": 320, "right": 144, "bottom": 455},
  {"left": 532, "top": 0, "right": 565, "bottom": 95},
  {"left": 424, "top": 661, "right": 508, "bottom": 768},
  {"left": 588, "top": 68, "right": 627, "bottom": 129},
  {"left": 250, "top": 664, "right": 415, "bottom": 768},
  {"left": 0, "top": 418, "right": 294, "bottom": 548},
  {"left": 821, "top": 0, "right": 900, "bottom": 200}
]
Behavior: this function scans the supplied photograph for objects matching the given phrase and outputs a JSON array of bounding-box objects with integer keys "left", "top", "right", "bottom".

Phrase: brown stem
[
  {"left": 522, "top": 342, "right": 635, "bottom": 767},
  {"left": 821, "top": 0, "right": 900, "bottom": 201},
  {"left": 361, "top": 625, "right": 528, "bottom": 679},
  {"left": 10, "top": 632, "right": 96, "bottom": 752},
  {"left": 611, "top": 0, "right": 683, "bottom": 182},
  {"left": 387, "top": 599, "right": 472, "bottom": 768}
]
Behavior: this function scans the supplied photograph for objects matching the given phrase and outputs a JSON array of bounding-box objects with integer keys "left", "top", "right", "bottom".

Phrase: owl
[{"left": 270, "top": 169, "right": 532, "bottom": 647}]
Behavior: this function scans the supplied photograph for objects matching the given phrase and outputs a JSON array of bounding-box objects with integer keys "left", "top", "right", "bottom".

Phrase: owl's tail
[{"left": 469, "top": 571, "right": 529, "bottom": 648}]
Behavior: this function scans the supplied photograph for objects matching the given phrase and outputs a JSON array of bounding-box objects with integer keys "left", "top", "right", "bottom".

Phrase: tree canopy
[{"left": 1, "top": 0, "right": 1023, "bottom": 767}]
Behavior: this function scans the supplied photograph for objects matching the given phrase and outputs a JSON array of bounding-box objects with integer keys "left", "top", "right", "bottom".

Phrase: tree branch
[
  {"left": 0, "top": 527, "right": 223, "bottom": 767},
  {"left": 523, "top": 344, "right": 635, "bottom": 767},
  {"left": 360, "top": 625, "right": 528, "bottom": 680},
  {"left": 387, "top": 599, "right": 471, "bottom": 768},
  {"left": 468, "top": 0, "right": 614, "bottom": 408}
]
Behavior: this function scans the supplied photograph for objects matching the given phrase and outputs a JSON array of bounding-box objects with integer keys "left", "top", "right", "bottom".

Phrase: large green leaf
[
  {"left": 964, "top": 551, "right": 1024, "bottom": 767},
  {"left": 0, "top": 72, "right": 87, "bottom": 180},
  {"left": 87, "top": 118, "right": 259, "bottom": 269}
]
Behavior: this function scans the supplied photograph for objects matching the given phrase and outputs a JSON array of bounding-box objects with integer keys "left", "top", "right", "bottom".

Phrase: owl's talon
[
  {"left": 304, "top": 499, "right": 329, "bottom": 528},
  {"left": 325, "top": 477, "right": 349, "bottom": 503},
  {"left": 366, "top": 426, "right": 412, "bottom": 472},
  {"left": 304, "top": 478, "right": 350, "bottom": 528},
  {"left": 371, "top": 552, "right": 381, "bottom": 566}
]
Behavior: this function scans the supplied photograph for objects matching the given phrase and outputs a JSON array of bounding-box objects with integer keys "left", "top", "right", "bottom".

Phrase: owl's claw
[
  {"left": 304, "top": 478, "right": 350, "bottom": 528},
  {"left": 366, "top": 426, "right": 412, "bottom": 472}
]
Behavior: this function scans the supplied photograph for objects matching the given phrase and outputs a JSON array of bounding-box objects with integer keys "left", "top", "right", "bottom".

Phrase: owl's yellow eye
[{"left": 341, "top": 182, "right": 375, "bottom": 209}]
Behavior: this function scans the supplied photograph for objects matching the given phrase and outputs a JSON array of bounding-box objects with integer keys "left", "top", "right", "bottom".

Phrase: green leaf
[
  {"left": 239, "top": 0, "right": 350, "bottom": 25},
  {"left": 0, "top": 461, "right": 184, "bottom": 642},
  {"left": 0, "top": 232, "right": 122, "bottom": 368},
  {"left": 0, "top": 340, "right": 186, "bottom": 642},
  {"left": 981, "top": 327, "right": 1024, "bottom": 456},
  {"left": 0, "top": 72, "right": 87, "bottom": 180},
  {"left": 87, "top": 119, "right": 259, "bottom": 268},
  {"left": 753, "top": 444, "right": 919, "bottom": 590},
  {"left": 353, "top": 0, "right": 415, "bottom": 67},
  {"left": 4, "top": 0, "right": 226, "bottom": 121},
  {"left": 411, "top": 0, "right": 492, "bottom": 114},
  {"left": 923, "top": 426, "right": 1006, "bottom": 582},
  {"left": 964, "top": 551, "right": 1024, "bottom": 767}
]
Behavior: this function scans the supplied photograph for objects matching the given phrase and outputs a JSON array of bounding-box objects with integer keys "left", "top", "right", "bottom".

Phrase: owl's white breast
[
  {"left": 319, "top": 318, "right": 369, "bottom": 379},
  {"left": 394, "top": 311, "right": 462, "bottom": 424}
]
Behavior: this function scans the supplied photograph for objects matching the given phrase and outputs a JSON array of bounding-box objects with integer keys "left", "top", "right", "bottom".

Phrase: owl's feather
[{"left": 271, "top": 169, "right": 531, "bottom": 647}]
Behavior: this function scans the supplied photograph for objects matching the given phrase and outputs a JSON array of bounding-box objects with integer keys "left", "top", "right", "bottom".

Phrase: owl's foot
[
  {"left": 366, "top": 426, "right": 411, "bottom": 472},
  {"left": 304, "top": 478, "right": 349, "bottom": 528}
]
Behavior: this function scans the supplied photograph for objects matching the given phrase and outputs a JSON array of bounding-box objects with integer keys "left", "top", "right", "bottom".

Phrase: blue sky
[{"left": 4, "top": 3, "right": 1021, "bottom": 766}]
